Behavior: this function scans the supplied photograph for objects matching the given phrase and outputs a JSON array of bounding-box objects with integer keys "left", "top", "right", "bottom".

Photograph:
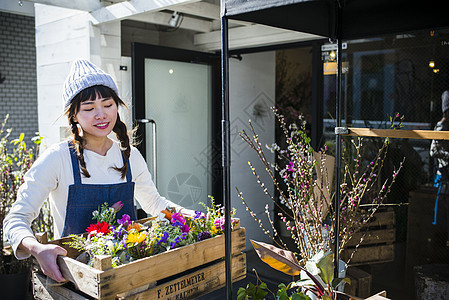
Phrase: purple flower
[
  {"left": 170, "top": 236, "right": 181, "bottom": 249},
  {"left": 157, "top": 231, "right": 169, "bottom": 245},
  {"left": 172, "top": 220, "right": 183, "bottom": 227},
  {"left": 118, "top": 214, "right": 131, "bottom": 227},
  {"left": 197, "top": 231, "right": 212, "bottom": 241},
  {"left": 112, "top": 225, "right": 126, "bottom": 239},
  {"left": 194, "top": 210, "right": 204, "bottom": 219},
  {"left": 121, "top": 237, "right": 128, "bottom": 249}
]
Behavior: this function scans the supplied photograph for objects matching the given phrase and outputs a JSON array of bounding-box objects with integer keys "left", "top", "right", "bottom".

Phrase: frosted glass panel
[{"left": 144, "top": 58, "right": 211, "bottom": 210}]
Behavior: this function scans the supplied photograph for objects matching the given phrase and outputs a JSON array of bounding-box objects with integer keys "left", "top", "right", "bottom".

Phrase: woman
[{"left": 4, "top": 59, "right": 193, "bottom": 282}]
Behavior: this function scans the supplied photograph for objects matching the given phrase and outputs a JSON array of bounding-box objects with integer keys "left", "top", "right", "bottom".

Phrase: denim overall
[
  {"left": 433, "top": 170, "right": 449, "bottom": 233},
  {"left": 61, "top": 142, "right": 137, "bottom": 237}
]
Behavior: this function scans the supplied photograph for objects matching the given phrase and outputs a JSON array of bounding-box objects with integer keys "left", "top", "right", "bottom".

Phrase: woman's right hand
[{"left": 20, "top": 237, "right": 68, "bottom": 282}]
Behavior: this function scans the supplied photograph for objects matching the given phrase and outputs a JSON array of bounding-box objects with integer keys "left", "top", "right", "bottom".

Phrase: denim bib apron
[{"left": 61, "top": 142, "right": 137, "bottom": 237}]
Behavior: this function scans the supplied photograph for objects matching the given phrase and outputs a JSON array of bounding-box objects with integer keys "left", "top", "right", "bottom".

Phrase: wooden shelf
[{"left": 342, "top": 128, "right": 449, "bottom": 140}]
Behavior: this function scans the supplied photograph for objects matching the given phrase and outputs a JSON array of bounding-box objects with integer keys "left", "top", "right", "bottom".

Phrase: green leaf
[
  {"left": 254, "top": 287, "right": 268, "bottom": 299},
  {"left": 237, "top": 287, "right": 248, "bottom": 300},
  {"left": 31, "top": 134, "right": 42, "bottom": 145},
  {"left": 316, "top": 252, "right": 334, "bottom": 285},
  {"left": 291, "top": 292, "right": 311, "bottom": 300},
  {"left": 275, "top": 285, "right": 289, "bottom": 300},
  {"left": 237, "top": 281, "right": 269, "bottom": 300},
  {"left": 332, "top": 277, "right": 351, "bottom": 290}
]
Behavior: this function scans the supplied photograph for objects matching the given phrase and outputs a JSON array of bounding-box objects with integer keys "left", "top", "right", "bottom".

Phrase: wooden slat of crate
[
  {"left": 118, "top": 253, "right": 246, "bottom": 300},
  {"left": 344, "top": 267, "right": 372, "bottom": 298},
  {"left": 342, "top": 244, "right": 394, "bottom": 266},
  {"left": 343, "top": 209, "right": 395, "bottom": 265},
  {"left": 33, "top": 272, "right": 90, "bottom": 300},
  {"left": 362, "top": 210, "right": 395, "bottom": 228},
  {"left": 365, "top": 291, "right": 390, "bottom": 299},
  {"left": 34, "top": 254, "right": 246, "bottom": 300},
  {"left": 346, "top": 228, "right": 395, "bottom": 247},
  {"left": 56, "top": 227, "right": 246, "bottom": 299}
]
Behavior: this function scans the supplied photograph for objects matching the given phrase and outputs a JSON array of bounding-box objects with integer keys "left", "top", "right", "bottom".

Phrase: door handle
[{"left": 137, "top": 119, "right": 157, "bottom": 185}]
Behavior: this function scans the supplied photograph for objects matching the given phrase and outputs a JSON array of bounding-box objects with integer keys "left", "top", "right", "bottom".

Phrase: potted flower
[
  {"left": 237, "top": 108, "right": 403, "bottom": 297},
  {"left": 0, "top": 115, "right": 47, "bottom": 299}
]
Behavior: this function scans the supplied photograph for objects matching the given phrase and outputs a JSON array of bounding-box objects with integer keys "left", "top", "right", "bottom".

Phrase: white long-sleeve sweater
[{"left": 4, "top": 140, "right": 183, "bottom": 259}]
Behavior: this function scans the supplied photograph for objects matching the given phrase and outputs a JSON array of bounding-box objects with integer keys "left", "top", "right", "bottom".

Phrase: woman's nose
[{"left": 95, "top": 108, "right": 106, "bottom": 119}]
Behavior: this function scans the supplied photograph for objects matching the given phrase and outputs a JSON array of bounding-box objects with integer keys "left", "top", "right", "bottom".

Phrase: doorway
[{"left": 132, "top": 43, "right": 221, "bottom": 211}]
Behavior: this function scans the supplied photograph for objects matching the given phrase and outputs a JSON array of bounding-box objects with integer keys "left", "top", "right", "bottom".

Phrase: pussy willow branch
[
  {"left": 337, "top": 158, "right": 404, "bottom": 254},
  {"left": 240, "top": 129, "right": 293, "bottom": 220},
  {"left": 236, "top": 187, "right": 287, "bottom": 249},
  {"left": 239, "top": 112, "right": 329, "bottom": 262}
]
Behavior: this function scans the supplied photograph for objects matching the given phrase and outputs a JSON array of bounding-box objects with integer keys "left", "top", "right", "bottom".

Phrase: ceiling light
[{"left": 168, "top": 12, "right": 181, "bottom": 28}]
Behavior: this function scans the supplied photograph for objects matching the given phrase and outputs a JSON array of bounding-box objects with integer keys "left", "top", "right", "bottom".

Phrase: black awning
[{"left": 222, "top": 0, "right": 449, "bottom": 40}]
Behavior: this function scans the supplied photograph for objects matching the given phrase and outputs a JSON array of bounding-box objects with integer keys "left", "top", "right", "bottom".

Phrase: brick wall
[{"left": 0, "top": 11, "right": 38, "bottom": 144}]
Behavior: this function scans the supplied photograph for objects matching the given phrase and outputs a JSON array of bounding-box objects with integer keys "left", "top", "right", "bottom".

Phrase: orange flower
[
  {"left": 127, "top": 222, "right": 141, "bottom": 231},
  {"left": 161, "top": 209, "right": 173, "bottom": 221}
]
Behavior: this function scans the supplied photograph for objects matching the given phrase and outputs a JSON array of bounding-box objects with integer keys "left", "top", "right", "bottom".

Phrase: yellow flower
[
  {"left": 210, "top": 226, "right": 221, "bottom": 236},
  {"left": 127, "top": 232, "right": 146, "bottom": 244}
]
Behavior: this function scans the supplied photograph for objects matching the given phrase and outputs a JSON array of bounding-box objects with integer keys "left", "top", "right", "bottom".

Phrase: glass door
[
  {"left": 132, "top": 43, "right": 219, "bottom": 211},
  {"left": 144, "top": 59, "right": 211, "bottom": 210}
]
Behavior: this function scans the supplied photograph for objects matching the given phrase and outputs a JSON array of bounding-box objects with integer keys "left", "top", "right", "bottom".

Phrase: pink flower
[
  {"left": 111, "top": 201, "right": 124, "bottom": 212},
  {"left": 287, "top": 161, "right": 296, "bottom": 172},
  {"left": 214, "top": 217, "right": 225, "bottom": 230},
  {"left": 181, "top": 223, "right": 190, "bottom": 233},
  {"left": 171, "top": 212, "right": 186, "bottom": 225}
]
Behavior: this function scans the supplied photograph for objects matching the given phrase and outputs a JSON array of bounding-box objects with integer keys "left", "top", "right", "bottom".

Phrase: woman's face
[{"left": 73, "top": 93, "right": 118, "bottom": 140}]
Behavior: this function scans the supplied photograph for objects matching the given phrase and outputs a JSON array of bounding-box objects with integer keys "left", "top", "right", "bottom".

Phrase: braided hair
[{"left": 64, "top": 85, "right": 131, "bottom": 179}]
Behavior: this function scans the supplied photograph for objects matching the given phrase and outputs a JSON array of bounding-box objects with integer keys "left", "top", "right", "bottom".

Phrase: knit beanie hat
[{"left": 62, "top": 59, "right": 119, "bottom": 109}]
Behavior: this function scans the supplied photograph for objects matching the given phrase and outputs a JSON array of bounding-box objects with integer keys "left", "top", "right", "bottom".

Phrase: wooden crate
[
  {"left": 33, "top": 221, "right": 246, "bottom": 300},
  {"left": 342, "top": 208, "right": 395, "bottom": 265},
  {"left": 344, "top": 266, "right": 372, "bottom": 298}
]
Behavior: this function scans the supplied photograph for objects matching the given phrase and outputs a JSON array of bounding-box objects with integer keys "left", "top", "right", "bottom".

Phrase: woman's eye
[
  {"left": 105, "top": 104, "right": 113, "bottom": 108},
  {"left": 84, "top": 108, "right": 94, "bottom": 112}
]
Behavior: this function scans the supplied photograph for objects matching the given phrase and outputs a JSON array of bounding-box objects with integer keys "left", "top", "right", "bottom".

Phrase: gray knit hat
[
  {"left": 442, "top": 90, "right": 449, "bottom": 114},
  {"left": 62, "top": 59, "right": 119, "bottom": 109}
]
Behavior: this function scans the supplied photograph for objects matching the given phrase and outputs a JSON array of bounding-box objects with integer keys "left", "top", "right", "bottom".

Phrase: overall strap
[
  {"left": 68, "top": 141, "right": 82, "bottom": 185},
  {"left": 122, "top": 152, "right": 132, "bottom": 182}
]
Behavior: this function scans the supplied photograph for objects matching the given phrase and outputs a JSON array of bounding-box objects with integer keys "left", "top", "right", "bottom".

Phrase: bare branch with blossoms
[{"left": 237, "top": 108, "right": 404, "bottom": 266}]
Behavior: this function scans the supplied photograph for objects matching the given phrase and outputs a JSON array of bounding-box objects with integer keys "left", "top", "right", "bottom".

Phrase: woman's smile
[{"left": 94, "top": 122, "right": 110, "bottom": 130}]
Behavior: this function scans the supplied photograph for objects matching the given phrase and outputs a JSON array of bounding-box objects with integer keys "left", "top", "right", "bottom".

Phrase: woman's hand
[
  {"left": 20, "top": 237, "right": 68, "bottom": 282},
  {"left": 179, "top": 208, "right": 198, "bottom": 218}
]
